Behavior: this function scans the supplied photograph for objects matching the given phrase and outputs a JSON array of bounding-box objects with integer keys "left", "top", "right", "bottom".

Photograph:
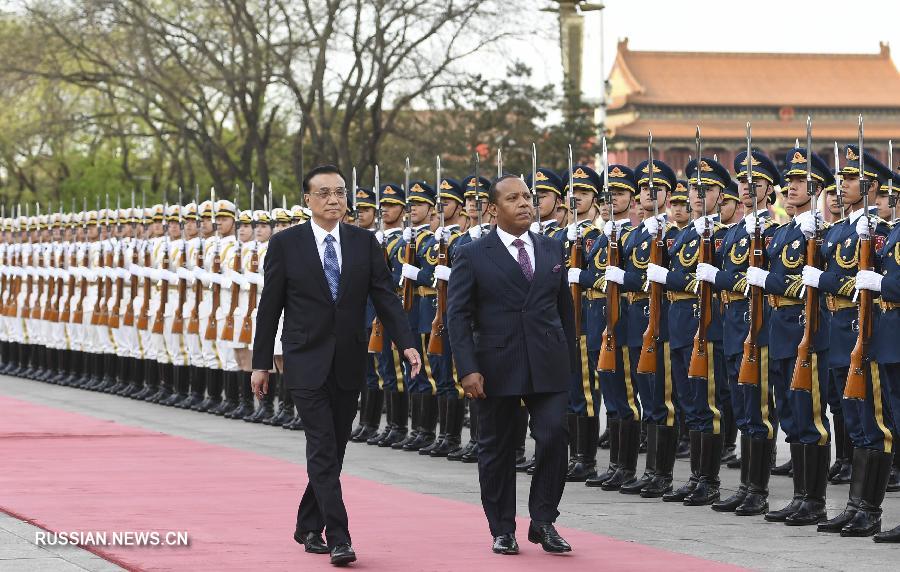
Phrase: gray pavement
[{"left": 2, "top": 375, "right": 897, "bottom": 571}]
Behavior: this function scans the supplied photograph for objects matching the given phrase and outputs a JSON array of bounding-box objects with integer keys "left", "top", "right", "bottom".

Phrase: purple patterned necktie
[{"left": 512, "top": 238, "right": 533, "bottom": 282}]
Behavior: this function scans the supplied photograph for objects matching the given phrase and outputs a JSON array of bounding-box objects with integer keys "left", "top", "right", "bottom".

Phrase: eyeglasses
[{"left": 309, "top": 188, "right": 348, "bottom": 201}]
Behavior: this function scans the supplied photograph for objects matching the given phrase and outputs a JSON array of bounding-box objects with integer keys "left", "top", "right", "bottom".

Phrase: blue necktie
[{"left": 323, "top": 234, "right": 340, "bottom": 301}]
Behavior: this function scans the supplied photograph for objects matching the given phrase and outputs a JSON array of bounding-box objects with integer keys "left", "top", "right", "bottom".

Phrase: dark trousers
[
  {"left": 291, "top": 374, "right": 360, "bottom": 547},
  {"left": 476, "top": 391, "right": 568, "bottom": 537}
]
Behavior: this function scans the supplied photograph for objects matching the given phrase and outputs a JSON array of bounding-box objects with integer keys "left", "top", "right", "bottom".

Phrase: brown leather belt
[
  {"left": 826, "top": 294, "right": 857, "bottom": 312},
  {"left": 721, "top": 291, "right": 746, "bottom": 304},
  {"left": 768, "top": 294, "right": 803, "bottom": 309},
  {"left": 667, "top": 291, "right": 695, "bottom": 302}
]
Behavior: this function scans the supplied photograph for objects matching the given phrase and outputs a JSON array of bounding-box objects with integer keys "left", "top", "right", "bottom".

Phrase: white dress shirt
[
  {"left": 310, "top": 219, "right": 342, "bottom": 271},
  {"left": 495, "top": 226, "right": 535, "bottom": 272}
]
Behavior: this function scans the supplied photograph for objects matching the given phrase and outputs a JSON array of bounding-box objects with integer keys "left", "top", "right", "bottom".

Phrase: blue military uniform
[{"left": 815, "top": 144, "right": 894, "bottom": 537}]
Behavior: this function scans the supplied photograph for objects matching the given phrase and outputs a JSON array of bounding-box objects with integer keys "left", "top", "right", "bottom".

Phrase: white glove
[
  {"left": 468, "top": 225, "right": 483, "bottom": 240},
  {"left": 746, "top": 266, "right": 770, "bottom": 288},
  {"left": 693, "top": 216, "right": 714, "bottom": 236},
  {"left": 603, "top": 219, "right": 628, "bottom": 238},
  {"left": 219, "top": 275, "right": 232, "bottom": 290},
  {"left": 129, "top": 264, "right": 143, "bottom": 278},
  {"left": 195, "top": 269, "right": 212, "bottom": 287},
  {"left": 375, "top": 230, "right": 385, "bottom": 245},
  {"left": 566, "top": 223, "right": 578, "bottom": 242},
  {"left": 434, "top": 226, "right": 450, "bottom": 242},
  {"left": 644, "top": 214, "right": 664, "bottom": 236},
  {"left": 529, "top": 222, "right": 541, "bottom": 234},
  {"left": 245, "top": 272, "right": 263, "bottom": 286},
  {"left": 856, "top": 270, "right": 883, "bottom": 292},
  {"left": 163, "top": 270, "right": 180, "bottom": 284},
  {"left": 176, "top": 267, "right": 195, "bottom": 284},
  {"left": 401, "top": 263, "right": 420, "bottom": 281},
  {"left": 605, "top": 266, "right": 625, "bottom": 285},
  {"left": 795, "top": 210, "right": 822, "bottom": 239},
  {"left": 647, "top": 263, "right": 669, "bottom": 285},
  {"left": 744, "top": 214, "right": 758, "bottom": 235},
  {"left": 567, "top": 268, "right": 582, "bottom": 284},
  {"left": 856, "top": 215, "right": 872, "bottom": 239},
  {"left": 434, "top": 265, "right": 451, "bottom": 282},
  {"left": 229, "top": 272, "right": 249, "bottom": 289},
  {"left": 802, "top": 265, "right": 823, "bottom": 288},
  {"left": 402, "top": 227, "right": 413, "bottom": 242},
  {"left": 696, "top": 262, "right": 719, "bottom": 284}
]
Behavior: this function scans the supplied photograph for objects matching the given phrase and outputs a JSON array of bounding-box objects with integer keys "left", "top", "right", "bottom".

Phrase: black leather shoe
[
  {"left": 527, "top": 522, "right": 571, "bottom": 553},
  {"left": 492, "top": 533, "right": 519, "bottom": 555},
  {"left": 874, "top": 524, "right": 900, "bottom": 543},
  {"left": 330, "top": 543, "right": 357, "bottom": 566},
  {"left": 293, "top": 531, "right": 329, "bottom": 554}
]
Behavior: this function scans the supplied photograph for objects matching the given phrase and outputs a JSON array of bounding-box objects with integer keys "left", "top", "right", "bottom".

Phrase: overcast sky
[{"left": 508, "top": 0, "right": 900, "bottom": 100}]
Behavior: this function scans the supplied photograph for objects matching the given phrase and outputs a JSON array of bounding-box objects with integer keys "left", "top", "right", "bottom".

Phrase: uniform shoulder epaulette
[
  {"left": 761, "top": 218, "right": 777, "bottom": 229},
  {"left": 712, "top": 221, "right": 727, "bottom": 232}
]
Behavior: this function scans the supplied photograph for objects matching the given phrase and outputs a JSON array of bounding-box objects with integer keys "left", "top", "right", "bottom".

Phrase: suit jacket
[
  {"left": 447, "top": 229, "right": 579, "bottom": 397},
  {"left": 252, "top": 222, "right": 416, "bottom": 390}
]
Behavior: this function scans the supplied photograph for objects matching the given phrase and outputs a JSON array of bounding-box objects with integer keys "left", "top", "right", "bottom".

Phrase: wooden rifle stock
[
  {"left": 791, "top": 236, "right": 821, "bottom": 391},
  {"left": 845, "top": 236, "right": 873, "bottom": 400},
  {"left": 205, "top": 248, "right": 221, "bottom": 341},
  {"left": 137, "top": 248, "right": 151, "bottom": 330},
  {"left": 570, "top": 238, "right": 583, "bottom": 336},
  {"left": 108, "top": 245, "right": 123, "bottom": 329},
  {"left": 187, "top": 244, "right": 203, "bottom": 335},
  {"left": 238, "top": 247, "right": 258, "bottom": 345},
  {"left": 427, "top": 240, "right": 448, "bottom": 356},
  {"left": 738, "top": 226, "right": 764, "bottom": 386},
  {"left": 402, "top": 241, "right": 415, "bottom": 312},
  {"left": 30, "top": 249, "right": 43, "bottom": 320},
  {"left": 60, "top": 250, "right": 75, "bottom": 324},
  {"left": 221, "top": 242, "right": 241, "bottom": 342},
  {"left": 95, "top": 248, "right": 112, "bottom": 327},
  {"left": 73, "top": 245, "right": 87, "bottom": 324},
  {"left": 123, "top": 244, "right": 138, "bottom": 327},
  {"left": 368, "top": 246, "right": 390, "bottom": 353},
  {"left": 638, "top": 227, "right": 664, "bottom": 373},
  {"left": 597, "top": 231, "right": 620, "bottom": 372},
  {"left": 688, "top": 232, "right": 713, "bottom": 379},
  {"left": 151, "top": 245, "right": 169, "bottom": 336}
]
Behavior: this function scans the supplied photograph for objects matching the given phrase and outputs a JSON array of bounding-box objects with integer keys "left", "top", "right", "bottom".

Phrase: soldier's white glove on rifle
[
  {"left": 855, "top": 215, "right": 872, "bottom": 239},
  {"left": 855, "top": 270, "right": 883, "bottom": 292},
  {"left": 605, "top": 266, "right": 625, "bottom": 285},
  {"left": 434, "top": 226, "right": 450, "bottom": 242},
  {"left": 746, "top": 266, "right": 770, "bottom": 288},
  {"left": 468, "top": 225, "right": 483, "bottom": 240},
  {"left": 693, "top": 215, "right": 714, "bottom": 236},
  {"left": 794, "top": 210, "right": 822, "bottom": 239},
  {"left": 401, "top": 263, "right": 420, "bottom": 282},
  {"left": 744, "top": 214, "right": 758, "bottom": 235},
  {"left": 647, "top": 263, "right": 669, "bottom": 285},
  {"left": 529, "top": 222, "right": 541, "bottom": 234},
  {"left": 603, "top": 219, "right": 628, "bottom": 238},
  {"left": 566, "top": 223, "right": 579, "bottom": 242},
  {"left": 374, "top": 230, "right": 385, "bottom": 245},
  {"left": 801, "top": 265, "right": 822, "bottom": 289},
  {"left": 644, "top": 214, "right": 665, "bottom": 236},
  {"left": 434, "top": 265, "right": 451, "bottom": 282},
  {"left": 567, "top": 268, "right": 582, "bottom": 285},
  {"left": 402, "top": 227, "right": 413, "bottom": 242},
  {"left": 696, "top": 262, "right": 719, "bottom": 283},
  {"left": 176, "top": 267, "right": 195, "bottom": 285}
]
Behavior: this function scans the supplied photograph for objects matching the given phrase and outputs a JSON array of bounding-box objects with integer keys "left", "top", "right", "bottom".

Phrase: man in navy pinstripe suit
[{"left": 448, "top": 175, "right": 580, "bottom": 556}]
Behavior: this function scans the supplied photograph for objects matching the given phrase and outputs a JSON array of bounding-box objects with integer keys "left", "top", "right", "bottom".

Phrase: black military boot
[
  {"left": 226, "top": 372, "right": 255, "bottom": 419},
  {"left": 178, "top": 366, "right": 205, "bottom": 409},
  {"left": 392, "top": 392, "right": 420, "bottom": 449},
  {"left": 622, "top": 422, "right": 657, "bottom": 495},
  {"left": 404, "top": 393, "right": 437, "bottom": 451},
  {"left": 765, "top": 442, "right": 805, "bottom": 521},
  {"left": 420, "top": 395, "right": 448, "bottom": 455},
  {"left": 643, "top": 424, "right": 677, "bottom": 498},
  {"left": 195, "top": 369, "right": 223, "bottom": 412},
  {"left": 450, "top": 401, "right": 478, "bottom": 462},
  {"left": 818, "top": 446, "right": 868, "bottom": 532},
  {"left": 132, "top": 360, "right": 157, "bottom": 399},
  {"left": 150, "top": 363, "right": 174, "bottom": 404},
  {"left": 212, "top": 371, "right": 239, "bottom": 415},
  {"left": 569, "top": 415, "right": 599, "bottom": 482},
  {"left": 380, "top": 391, "right": 409, "bottom": 448},
  {"left": 586, "top": 416, "right": 619, "bottom": 487},
  {"left": 259, "top": 373, "right": 287, "bottom": 424},
  {"left": 598, "top": 425, "right": 610, "bottom": 450},
  {"left": 563, "top": 412, "right": 578, "bottom": 475},
  {"left": 369, "top": 389, "right": 394, "bottom": 445},
  {"left": 684, "top": 431, "right": 724, "bottom": 506},
  {"left": 676, "top": 417, "right": 691, "bottom": 459},
  {"left": 771, "top": 450, "right": 793, "bottom": 477},
  {"left": 96, "top": 354, "right": 116, "bottom": 390},
  {"left": 713, "top": 434, "right": 750, "bottom": 512},
  {"left": 664, "top": 430, "right": 702, "bottom": 502},
  {"left": 164, "top": 365, "right": 189, "bottom": 406},
  {"left": 104, "top": 354, "right": 124, "bottom": 393},
  {"left": 283, "top": 409, "right": 305, "bottom": 430},
  {"left": 350, "top": 389, "right": 369, "bottom": 441},
  {"left": 874, "top": 524, "right": 900, "bottom": 543},
  {"left": 353, "top": 388, "right": 384, "bottom": 443},
  {"left": 86, "top": 352, "right": 106, "bottom": 390},
  {"left": 786, "top": 444, "right": 830, "bottom": 526},
  {"left": 886, "top": 451, "right": 900, "bottom": 492},
  {"left": 432, "top": 396, "right": 465, "bottom": 458},
  {"left": 602, "top": 418, "right": 640, "bottom": 491},
  {"left": 735, "top": 438, "right": 773, "bottom": 516},
  {"left": 830, "top": 414, "right": 852, "bottom": 484},
  {"left": 840, "top": 449, "right": 891, "bottom": 537}
]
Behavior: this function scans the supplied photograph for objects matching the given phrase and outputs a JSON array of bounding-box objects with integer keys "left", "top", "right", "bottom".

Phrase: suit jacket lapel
[
  {"left": 484, "top": 230, "right": 529, "bottom": 294},
  {"left": 300, "top": 223, "right": 334, "bottom": 302},
  {"left": 336, "top": 224, "right": 354, "bottom": 303}
]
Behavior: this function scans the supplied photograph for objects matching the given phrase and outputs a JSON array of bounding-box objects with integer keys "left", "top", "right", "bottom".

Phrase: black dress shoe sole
[
  {"left": 492, "top": 547, "right": 519, "bottom": 555},
  {"left": 293, "top": 532, "right": 330, "bottom": 554},
  {"left": 330, "top": 553, "right": 357, "bottom": 566},
  {"left": 527, "top": 531, "right": 571, "bottom": 553}
]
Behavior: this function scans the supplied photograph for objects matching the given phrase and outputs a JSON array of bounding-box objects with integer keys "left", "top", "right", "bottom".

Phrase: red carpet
[{"left": 0, "top": 395, "right": 741, "bottom": 571}]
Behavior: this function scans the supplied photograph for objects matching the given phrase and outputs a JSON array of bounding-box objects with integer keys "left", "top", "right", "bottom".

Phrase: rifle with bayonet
[
  {"left": 73, "top": 199, "right": 88, "bottom": 326},
  {"left": 738, "top": 123, "right": 764, "bottom": 386},
  {"left": 532, "top": 143, "right": 540, "bottom": 232},
  {"left": 598, "top": 137, "right": 619, "bottom": 372},
  {"left": 96, "top": 196, "right": 112, "bottom": 328},
  {"left": 401, "top": 158, "right": 416, "bottom": 312},
  {"left": 108, "top": 197, "right": 123, "bottom": 330},
  {"left": 152, "top": 201, "right": 170, "bottom": 336},
  {"left": 137, "top": 195, "right": 153, "bottom": 332},
  {"left": 205, "top": 189, "right": 222, "bottom": 342},
  {"left": 239, "top": 184, "right": 259, "bottom": 345},
  {"left": 638, "top": 131, "right": 664, "bottom": 374},
  {"left": 428, "top": 156, "right": 447, "bottom": 356},
  {"left": 123, "top": 193, "right": 139, "bottom": 328},
  {"left": 187, "top": 187, "right": 204, "bottom": 336},
  {"left": 221, "top": 186, "right": 242, "bottom": 343},
  {"left": 368, "top": 168, "right": 387, "bottom": 354},
  {"left": 689, "top": 127, "right": 714, "bottom": 380},
  {"left": 568, "top": 144, "right": 583, "bottom": 336},
  {"left": 31, "top": 203, "right": 44, "bottom": 321}
]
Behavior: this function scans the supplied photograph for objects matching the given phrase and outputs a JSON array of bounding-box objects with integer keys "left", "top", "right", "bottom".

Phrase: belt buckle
[
  {"left": 851, "top": 318, "right": 860, "bottom": 333},
  {"left": 643, "top": 304, "right": 651, "bottom": 318}
]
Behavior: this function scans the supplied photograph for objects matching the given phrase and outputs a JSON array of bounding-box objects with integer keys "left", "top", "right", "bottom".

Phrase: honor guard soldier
[
  {"left": 745, "top": 146, "right": 834, "bottom": 525},
  {"left": 648, "top": 156, "right": 731, "bottom": 505},
  {"left": 398, "top": 180, "right": 438, "bottom": 451},
  {"left": 669, "top": 181, "right": 692, "bottom": 231},
  {"left": 698, "top": 148, "right": 780, "bottom": 516},
  {"left": 221, "top": 207, "right": 256, "bottom": 420},
  {"left": 191, "top": 200, "right": 222, "bottom": 411},
  {"left": 561, "top": 163, "right": 604, "bottom": 483},
  {"left": 570, "top": 164, "right": 637, "bottom": 489},
  {"left": 804, "top": 143, "right": 892, "bottom": 537},
  {"left": 527, "top": 168, "right": 568, "bottom": 241},
  {"left": 719, "top": 180, "right": 744, "bottom": 226},
  {"left": 360, "top": 182, "right": 410, "bottom": 445},
  {"left": 616, "top": 158, "right": 681, "bottom": 497}
]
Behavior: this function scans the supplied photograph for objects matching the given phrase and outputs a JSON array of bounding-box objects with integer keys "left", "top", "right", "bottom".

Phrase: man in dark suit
[
  {"left": 252, "top": 164, "right": 420, "bottom": 567},
  {"left": 447, "top": 174, "right": 580, "bottom": 555}
]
